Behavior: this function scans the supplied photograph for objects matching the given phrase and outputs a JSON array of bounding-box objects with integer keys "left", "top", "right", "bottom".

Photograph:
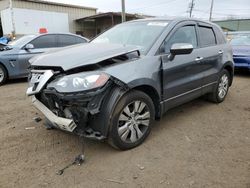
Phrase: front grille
[{"left": 31, "top": 66, "right": 63, "bottom": 73}]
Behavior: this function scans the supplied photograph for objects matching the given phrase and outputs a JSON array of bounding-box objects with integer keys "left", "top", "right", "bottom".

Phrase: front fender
[
  {"left": 103, "top": 56, "right": 162, "bottom": 98},
  {"left": 88, "top": 86, "right": 127, "bottom": 137},
  {"left": 127, "top": 78, "right": 161, "bottom": 97}
]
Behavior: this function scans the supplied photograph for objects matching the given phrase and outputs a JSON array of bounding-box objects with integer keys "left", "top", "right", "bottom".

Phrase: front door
[{"left": 160, "top": 22, "right": 203, "bottom": 109}]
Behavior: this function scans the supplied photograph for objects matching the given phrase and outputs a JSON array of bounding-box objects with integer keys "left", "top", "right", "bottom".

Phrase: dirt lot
[{"left": 0, "top": 73, "right": 250, "bottom": 188}]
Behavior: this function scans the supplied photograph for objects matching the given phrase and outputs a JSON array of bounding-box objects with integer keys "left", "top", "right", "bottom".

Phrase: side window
[
  {"left": 199, "top": 26, "right": 216, "bottom": 47},
  {"left": 31, "top": 35, "right": 57, "bottom": 48},
  {"left": 163, "top": 25, "right": 197, "bottom": 53},
  {"left": 214, "top": 26, "right": 226, "bottom": 44},
  {"left": 76, "top": 37, "right": 87, "bottom": 44},
  {"left": 58, "top": 35, "right": 85, "bottom": 47}
]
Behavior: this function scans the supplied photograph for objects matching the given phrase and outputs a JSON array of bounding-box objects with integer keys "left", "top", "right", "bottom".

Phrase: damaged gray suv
[{"left": 27, "top": 18, "right": 234, "bottom": 150}]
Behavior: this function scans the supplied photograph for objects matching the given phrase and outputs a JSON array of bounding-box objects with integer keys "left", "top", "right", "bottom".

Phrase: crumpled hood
[
  {"left": 232, "top": 45, "right": 250, "bottom": 56},
  {"left": 30, "top": 43, "right": 140, "bottom": 71}
]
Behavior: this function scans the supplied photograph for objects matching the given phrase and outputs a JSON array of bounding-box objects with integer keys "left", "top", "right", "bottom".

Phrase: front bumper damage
[
  {"left": 34, "top": 83, "right": 115, "bottom": 140},
  {"left": 32, "top": 96, "right": 77, "bottom": 132},
  {"left": 27, "top": 69, "right": 127, "bottom": 140}
]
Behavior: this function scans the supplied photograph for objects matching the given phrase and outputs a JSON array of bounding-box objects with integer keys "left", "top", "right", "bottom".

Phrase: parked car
[
  {"left": 228, "top": 32, "right": 250, "bottom": 71},
  {"left": 0, "top": 33, "right": 88, "bottom": 85},
  {"left": 27, "top": 18, "right": 234, "bottom": 150}
]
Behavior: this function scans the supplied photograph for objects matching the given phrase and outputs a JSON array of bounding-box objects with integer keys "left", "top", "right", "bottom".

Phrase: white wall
[
  {"left": 1, "top": 8, "right": 69, "bottom": 35},
  {"left": 1, "top": 8, "right": 12, "bottom": 35}
]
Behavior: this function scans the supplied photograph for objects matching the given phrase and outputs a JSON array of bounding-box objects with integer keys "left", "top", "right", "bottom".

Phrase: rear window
[
  {"left": 214, "top": 27, "right": 226, "bottom": 44},
  {"left": 199, "top": 26, "right": 216, "bottom": 47},
  {"left": 58, "top": 35, "right": 86, "bottom": 47}
]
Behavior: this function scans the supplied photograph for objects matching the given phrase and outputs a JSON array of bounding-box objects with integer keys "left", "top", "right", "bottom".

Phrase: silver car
[{"left": 0, "top": 33, "right": 88, "bottom": 85}]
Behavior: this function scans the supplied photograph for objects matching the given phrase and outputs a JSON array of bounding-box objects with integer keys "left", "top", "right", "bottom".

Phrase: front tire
[
  {"left": 0, "top": 64, "right": 7, "bottom": 86},
  {"left": 207, "top": 69, "right": 230, "bottom": 103},
  {"left": 108, "top": 90, "right": 155, "bottom": 150}
]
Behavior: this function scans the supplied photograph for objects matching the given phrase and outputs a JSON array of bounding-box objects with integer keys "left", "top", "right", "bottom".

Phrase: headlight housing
[{"left": 48, "top": 72, "right": 110, "bottom": 93}]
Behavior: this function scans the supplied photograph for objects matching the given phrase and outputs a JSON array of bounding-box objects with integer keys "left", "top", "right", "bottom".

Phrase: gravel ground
[{"left": 0, "top": 73, "right": 249, "bottom": 188}]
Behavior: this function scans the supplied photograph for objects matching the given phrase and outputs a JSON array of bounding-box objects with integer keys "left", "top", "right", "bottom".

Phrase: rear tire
[
  {"left": 207, "top": 69, "right": 230, "bottom": 103},
  {"left": 0, "top": 64, "right": 7, "bottom": 86},
  {"left": 108, "top": 90, "right": 155, "bottom": 150}
]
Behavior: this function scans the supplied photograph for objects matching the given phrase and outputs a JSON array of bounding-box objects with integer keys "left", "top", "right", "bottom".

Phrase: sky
[{"left": 47, "top": 0, "right": 250, "bottom": 20}]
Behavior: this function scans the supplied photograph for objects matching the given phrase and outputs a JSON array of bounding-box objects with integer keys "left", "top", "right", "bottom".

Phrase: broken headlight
[{"left": 48, "top": 72, "right": 110, "bottom": 93}]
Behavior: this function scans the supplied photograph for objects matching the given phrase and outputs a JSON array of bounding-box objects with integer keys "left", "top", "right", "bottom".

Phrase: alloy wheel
[
  {"left": 118, "top": 100, "right": 150, "bottom": 143},
  {"left": 218, "top": 74, "right": 229, "bottom": 99},
  {"left": 0, "top": 67, "right": 4, "bottom": 83}
]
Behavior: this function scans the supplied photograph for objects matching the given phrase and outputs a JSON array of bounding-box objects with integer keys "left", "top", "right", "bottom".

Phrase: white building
[{"left": 0, "top": 0, "right": 97, "bottom": 36}]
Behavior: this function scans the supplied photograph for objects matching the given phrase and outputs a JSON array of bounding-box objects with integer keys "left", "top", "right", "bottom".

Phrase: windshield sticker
[{"left": 147, "top": 22, "right": 168, "bottom": 27}]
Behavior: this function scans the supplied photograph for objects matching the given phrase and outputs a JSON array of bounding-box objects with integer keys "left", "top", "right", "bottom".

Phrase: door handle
[
  {"left": 218, "top": 50, "right": 223, "bottom": 54},
  {"left": 195, "top": 57, "right": 203, "bottom": 61}
]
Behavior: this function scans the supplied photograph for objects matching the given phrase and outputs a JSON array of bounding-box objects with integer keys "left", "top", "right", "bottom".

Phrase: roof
[
  {"left": 76, "top": 12, "right": 150, "bottom": 22},
  {"left": 129, "top": 17, "right": 215, "bottom": 25},
  {"left": 22, "top": 0, "right": 97, "bottom": 10}
]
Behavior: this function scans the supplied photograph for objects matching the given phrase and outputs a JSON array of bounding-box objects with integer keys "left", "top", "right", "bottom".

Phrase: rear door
[
  {"left": 161, "top": 21, "right": 204, "bottom": 108},
  {"left": 18, "top": 34, "right": 57, "bottom": 76},
  {"left": 196, "top": 23, "right": 223, "bottom": 93}
]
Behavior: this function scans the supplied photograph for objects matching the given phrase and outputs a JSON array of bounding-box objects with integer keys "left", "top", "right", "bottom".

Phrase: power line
[
  {"left": 194, "top": 9, "right": 250, "bottom": 16},
  {"left": 127, "top": 0, "right": 180, "bottom": 11}
]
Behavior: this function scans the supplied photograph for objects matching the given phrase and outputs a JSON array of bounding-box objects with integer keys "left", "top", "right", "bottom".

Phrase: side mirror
[
  {"left": 168, "top": 43, "right": 193, "bottom": 60},
  {"left": 24, "top": 43, "right": 34, "bottom": 51}
]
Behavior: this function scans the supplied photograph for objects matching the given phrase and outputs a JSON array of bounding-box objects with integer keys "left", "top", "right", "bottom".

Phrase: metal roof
[
  {"left": 76, "top": 12, "right": 149, "bottom": 22},
  {"left": 22, "top": 0, "right": 97, "bottom": 10}
]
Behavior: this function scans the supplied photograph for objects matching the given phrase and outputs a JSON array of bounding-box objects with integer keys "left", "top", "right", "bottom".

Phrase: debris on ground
[
  {"left": 160, "top": 180, "right": 165, "bottom": 184},
  {"left": 185, "top": 136, "right": 192, "bottom": 142},
  {"left": 104, "top": 179, "right": 124, "bottom": 184},
  {"left": 56, "top": 154, "right": 85, "bottom": 175},
  {"left": 137, "top": 164, "right": 145, "bottom": 170},
  {"left": 25, "top": 127, "right": 35, "bottom": 130},
  {"left": 56, "top": 136, "right": 85, "bottom": 175},
  {"left": 133, "top": 174, "right": 138, "bottom": 179},
  {"left": 33, "top": 117, "right": 42, "bottom": 123}
]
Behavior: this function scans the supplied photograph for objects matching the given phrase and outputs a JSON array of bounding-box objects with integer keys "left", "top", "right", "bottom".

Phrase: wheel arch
[
  {"left": 222, "top": 61, "right": 234, "bottom": 86},
  {"left": 89, "top": 83, "right": 162, "bottom": 138},
  {"left": 0, "top": 61, "right": 9, "bottom": 79},
  {"left": 132, "top": 85, "right": 161, "bottom": 120}
]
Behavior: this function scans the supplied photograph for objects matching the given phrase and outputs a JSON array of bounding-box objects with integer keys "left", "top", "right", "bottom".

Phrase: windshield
[
  {"left": 9, "top": 35, "right": 36, "bottom": 47},
  {"left": 230, "top": 34, "right": 250, "bottom": 45},
  {"left": 91, "top": 21, "right": 168, "bottom": 54}
]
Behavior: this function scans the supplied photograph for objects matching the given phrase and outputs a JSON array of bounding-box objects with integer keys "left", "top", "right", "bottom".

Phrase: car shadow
[
  {"left": 234, "top": 69, "right": 250, "bottom": 78},
  {"left": 5, "top": 78, "right": 28, "bottom": 85}
]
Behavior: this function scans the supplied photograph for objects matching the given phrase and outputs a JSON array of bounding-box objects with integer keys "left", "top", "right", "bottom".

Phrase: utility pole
[
  {"left": 209, "top": 0, "right": 214, "bottom": 21},
  {"left": 188, "top": 0, "right": 195, "bottom": 18},
  {"left": 121, "top": 0, "right": 126, "bottom": 22}
]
